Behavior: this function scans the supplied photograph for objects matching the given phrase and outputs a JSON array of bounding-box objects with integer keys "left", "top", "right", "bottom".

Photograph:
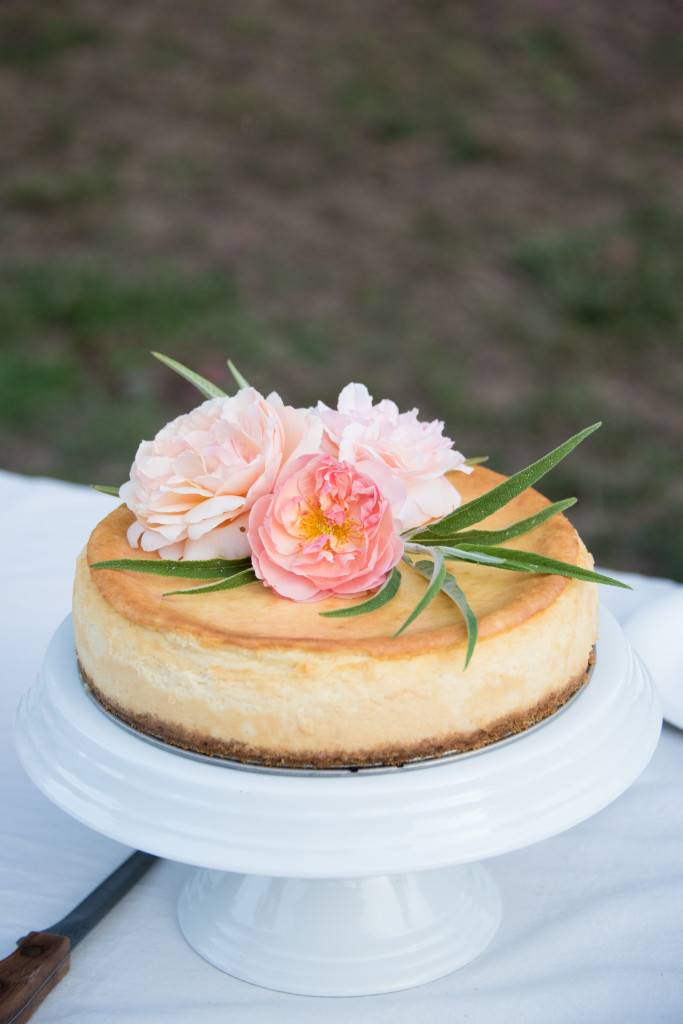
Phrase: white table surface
[{"left": 1, "top": 469, "right": 682, "bottom": 1023}]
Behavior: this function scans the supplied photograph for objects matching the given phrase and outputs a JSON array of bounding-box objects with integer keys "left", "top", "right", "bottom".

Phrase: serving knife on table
[{"left": 0, "top": 850, "right": 157, "bottom": 1024}]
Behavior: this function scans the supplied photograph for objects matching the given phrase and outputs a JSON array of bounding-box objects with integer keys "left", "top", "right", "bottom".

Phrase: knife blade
[{"left": 0, "top": 850, "right": 157, "bottom": 1024}]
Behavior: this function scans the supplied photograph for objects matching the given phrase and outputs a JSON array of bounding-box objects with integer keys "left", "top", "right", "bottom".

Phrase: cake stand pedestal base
[{"left": 177, "top": 864, "right": 501, "bottom": 996}]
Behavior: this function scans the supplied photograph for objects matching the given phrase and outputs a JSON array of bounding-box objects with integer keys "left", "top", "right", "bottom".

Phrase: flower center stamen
[{"left": 299, "top": 501, "right": 356, "bottom": 548}]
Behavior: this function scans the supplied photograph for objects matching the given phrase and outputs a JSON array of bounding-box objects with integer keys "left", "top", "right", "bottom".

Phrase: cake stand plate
[{"left": 14, "top": 609, "right": 661, "bottom": 996}]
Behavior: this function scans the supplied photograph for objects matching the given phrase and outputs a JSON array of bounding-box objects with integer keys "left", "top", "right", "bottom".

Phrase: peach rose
[
  {"left": 248, "top": 454, "right": 404, "bottom": 602},
  {"left": 120, "top": 388, "right": 323, "bottom": 560},
  {"left": 315, "top": 383, "right": 471, "bottom": 532}
]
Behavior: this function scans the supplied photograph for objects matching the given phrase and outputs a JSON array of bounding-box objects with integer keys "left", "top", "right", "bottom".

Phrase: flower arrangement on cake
[{"left": 93, "top": 353, "right": 627, "bottom": 667}]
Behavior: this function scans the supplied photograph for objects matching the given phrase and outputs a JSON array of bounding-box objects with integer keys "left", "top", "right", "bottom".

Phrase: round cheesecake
[{"left": 72, "top": 466, "right": 598, "bottom": 769}]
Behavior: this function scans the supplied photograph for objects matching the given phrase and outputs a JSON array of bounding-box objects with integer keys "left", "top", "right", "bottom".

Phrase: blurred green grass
[{"left": 0, "top": 0, "right": 682, "bottom": 579}]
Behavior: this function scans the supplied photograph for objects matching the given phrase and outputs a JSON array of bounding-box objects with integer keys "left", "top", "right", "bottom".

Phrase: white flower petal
[
  {"left": 337, "top": 382, "right": 373, "bottom": 415},
  {"left": 183, "top": 494, "right": 246, "bottom": 523}
]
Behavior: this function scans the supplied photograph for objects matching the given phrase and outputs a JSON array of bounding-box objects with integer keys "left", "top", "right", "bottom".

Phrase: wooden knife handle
[{"left": 0, "top": 932, "right": 71, "bottom": 1024}]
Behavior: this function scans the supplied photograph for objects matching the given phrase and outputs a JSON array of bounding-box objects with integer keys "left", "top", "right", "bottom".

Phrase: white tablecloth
[{"left": 1, "top": 469, "right": 682, "bottom": 1023}]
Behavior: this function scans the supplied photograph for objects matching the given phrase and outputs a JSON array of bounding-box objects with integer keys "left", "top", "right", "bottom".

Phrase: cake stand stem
[{"left": 177, "top": 864, "right": 502, "bottom": 997}]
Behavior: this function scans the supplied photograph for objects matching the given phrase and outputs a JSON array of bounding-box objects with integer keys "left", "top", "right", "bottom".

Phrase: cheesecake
[{"left": 72, "top": 465, "right": 598, "bottom": 769}]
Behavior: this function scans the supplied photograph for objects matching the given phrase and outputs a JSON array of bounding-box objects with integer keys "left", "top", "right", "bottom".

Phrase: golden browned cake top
[{"left": 86, "top": 466, "right": 583, "bottom": 654}]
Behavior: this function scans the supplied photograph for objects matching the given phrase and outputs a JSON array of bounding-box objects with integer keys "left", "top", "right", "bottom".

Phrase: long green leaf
[
  {"left": 411, "top": 560, "right": 479, "bottom": 668},
  {"left": 91, "top": 484, "right": 121, "bottom": 496},
  {"left": 433, "top": 546, "right": 507, "bottom": 567},
  {"left": 413, "top": 423, "right": 601, "bottom": 540},
  {"left": 441, "top": 571, "right": 479, "bottom": 667},
  {"left": 227, "top": 359, "right": 250, "bottom": 389},
  {"left": 394, "top": 549, "right": 447, "bottom": 637},
  {"left": 319, "top": 566, "right": 402, "bottom": 618},
  {"left": 442, "top": 544, "right": 631, "bottom": 588},
  {"left": 152, "top": 351, "right": 227, "bottom": 399},
  {"left": 164, "top": 568, "right": 258, "bottom": 595},
  {"left": 90, "top": 557, "right": 252, "bottom": 579},
  {"left": 422, "top": 497, "right": 577, "bottom": 546}
]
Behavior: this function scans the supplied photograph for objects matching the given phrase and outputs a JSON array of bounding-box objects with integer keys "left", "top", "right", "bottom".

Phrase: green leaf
[
  {"left": 319, "top": 567, "right": 402, "bottom": 618},
  {"left": 464, "top": 455, "right": 488, "bottom": 466},
  {"left": 422, "top": 497, "right": 577, "bottom": 546},
  {"left": 152, "top": 351, "right": 227, "bottom": 399},
  {"left": 413, "top": 423, "right": 601, "bottom": 540},
  {"left": 164, "top": 568, "right": 258, "bottom": 595},
  {"left": 90, "top": 557, "right": 252, "bottom": 579},
  {"left": 410, "top": 560, "right": 479, "bottom": 668},
  {"left": 394, "top": 549, "right": 447, "bottom": 637},
  {"left": 91, "top": 484, "right": 120, "bottom": 496},
  {"left": 441, "top": 544, "right": 631, "bottom": 588},
  {"left": 439, "top": 546, "right": 507, "bottom": 566},
  {"left": 441, "top": 571, "right": 479, "bottom": 667},
  {"left": 227, "top": 359, "right": 250, "bottom": 389}
]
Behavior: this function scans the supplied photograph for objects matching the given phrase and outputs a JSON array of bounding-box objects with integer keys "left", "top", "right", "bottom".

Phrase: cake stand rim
[{"left": 13, "top": 606, "right": 662, "bottom": 877}]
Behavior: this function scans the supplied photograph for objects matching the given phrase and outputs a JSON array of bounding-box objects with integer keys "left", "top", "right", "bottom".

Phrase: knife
[{"left": 0, "top": 850, "right": 157, "bottom": 1024}]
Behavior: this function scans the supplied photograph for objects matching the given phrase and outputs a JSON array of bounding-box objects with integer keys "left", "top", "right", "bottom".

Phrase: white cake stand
[{"left": 14, "top": 609, "right": 661, "bottom": 997}]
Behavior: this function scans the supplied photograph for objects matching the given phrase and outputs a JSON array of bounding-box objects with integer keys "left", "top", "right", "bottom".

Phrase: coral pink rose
[
  {"left": 315, "top": 383, "right": 471, "bottom": 532},
  {"left": 120, "top": 388, "right": 323, "bottom": 560},
  {"left": 248, "top": 454, "right": 404, "bottom": 602}
]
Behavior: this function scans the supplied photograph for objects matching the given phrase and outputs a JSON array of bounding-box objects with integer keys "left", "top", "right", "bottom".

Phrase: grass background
[{"left": 0, "top": 0, "right": 681, "bottom": 579}]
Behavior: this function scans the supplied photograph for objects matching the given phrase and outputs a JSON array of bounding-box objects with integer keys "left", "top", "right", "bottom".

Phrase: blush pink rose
[
  {"left": 120, "top": 388, "right": 323, "bottom": 560},
  {"left": 315, "top": 383, "right": 471, "bottom": 532},
  {"left": 248, "top": 454, "right": 404, "bottom": 602}
]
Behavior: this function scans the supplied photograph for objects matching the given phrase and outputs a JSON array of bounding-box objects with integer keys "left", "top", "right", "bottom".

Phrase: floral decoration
[
  {"left": 119, "top": 388, "right": 322, "bottom": 560},
  {"left": 248, "top": 453, "right": 404, "bottom": 602},
  {"left": 92, "top": 353, "right": 629, "bottom": 666}
]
